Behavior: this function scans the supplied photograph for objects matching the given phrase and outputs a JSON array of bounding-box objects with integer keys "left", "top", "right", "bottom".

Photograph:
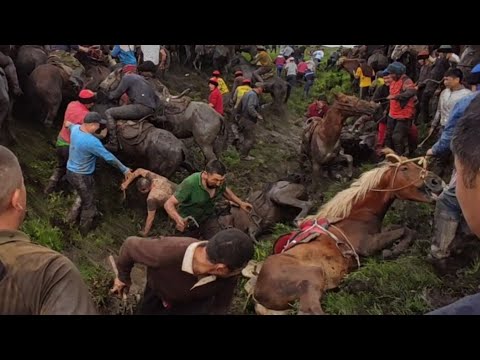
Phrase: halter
[{"left": 371, "top": 154, "right": 429, "bottom": 192}]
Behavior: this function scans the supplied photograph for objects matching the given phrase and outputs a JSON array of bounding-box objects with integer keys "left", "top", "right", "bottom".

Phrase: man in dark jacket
[
  {"left": 105, "top": 72, "right": 160, "bottom": 152},
  {"left": 111, "top": 228, "right": 254, "bottom": 315}
]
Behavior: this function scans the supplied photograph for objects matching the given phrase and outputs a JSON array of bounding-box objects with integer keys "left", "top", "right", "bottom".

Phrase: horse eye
[{"left": 401, "top": 166, "right": 408, "bottom": 171}]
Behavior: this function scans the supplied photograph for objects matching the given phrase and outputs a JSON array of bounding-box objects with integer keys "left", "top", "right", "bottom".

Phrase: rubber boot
[{"left": 430, "top": 210, "right": 459, "bottom": 260}]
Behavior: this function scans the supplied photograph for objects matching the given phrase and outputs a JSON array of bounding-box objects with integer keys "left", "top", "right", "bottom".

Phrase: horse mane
[{"left": 311, "top": 164, "right": 391, "bottom": 220}]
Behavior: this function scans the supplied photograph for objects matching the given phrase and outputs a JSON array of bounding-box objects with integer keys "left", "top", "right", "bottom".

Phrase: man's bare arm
[
  {"left": 164, "top": 195, "right": 187, "bottom": 232},
  {"left": 121, "top": 168, "right": 155, "bottom": 191}
]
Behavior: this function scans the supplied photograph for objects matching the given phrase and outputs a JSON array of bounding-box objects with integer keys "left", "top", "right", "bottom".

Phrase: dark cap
[{"left": 84, "top": 112, "right": 107, "bottom": 125}]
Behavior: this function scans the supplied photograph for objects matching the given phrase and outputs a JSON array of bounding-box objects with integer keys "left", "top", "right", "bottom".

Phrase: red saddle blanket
[{"left": 273, "top": 218, "right": 330, "bottom": 254}]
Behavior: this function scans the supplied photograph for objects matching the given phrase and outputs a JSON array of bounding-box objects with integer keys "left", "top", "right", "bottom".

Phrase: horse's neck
[
  {"left": 325, "top": 108, "right": 347, "bottom": 133},
  {"left": 347, "top": 191, "right": 395, "bottom": 227}
]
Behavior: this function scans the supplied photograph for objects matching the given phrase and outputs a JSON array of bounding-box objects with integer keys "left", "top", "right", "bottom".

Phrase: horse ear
[{"left": 382, "top": 148, "right": 402, "bottom": 163}]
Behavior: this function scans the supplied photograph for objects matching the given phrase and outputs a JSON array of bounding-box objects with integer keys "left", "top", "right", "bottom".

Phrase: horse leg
[
  {"left": 254, "top": 256, "right": 327, "bottom": 315},
  {"left": 338, "top": 149, "right": 354, "bottom": 179},
  {"left": 198, "top": 142, "right": 217, "bottom": 162},
  {"left": 382, "top": 228, "right": 415, "bottom": 259},
  {"left": 357, "top": 227, "right": 407, "bottom": 256},
  {"left": 311, "top": 161, "right": 323, "bottom": 192},
  {"left": 271, "top": 187, "right": 313, "bottom": 224}
]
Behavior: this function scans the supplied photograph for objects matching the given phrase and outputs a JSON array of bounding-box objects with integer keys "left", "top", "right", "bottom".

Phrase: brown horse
[
  {"left": 302, "top": 93, "right": 380, "bottom": 187},
  {"left": 246, "top": 151, "right": 444, "bottom": 315},
  {"left": 336, "top": 57, "right": 360, "bottom": 78}
]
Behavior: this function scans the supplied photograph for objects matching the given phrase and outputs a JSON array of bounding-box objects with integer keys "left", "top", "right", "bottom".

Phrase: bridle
[{"left": 371, "top": 154, "right": 429, "bottom": 193}]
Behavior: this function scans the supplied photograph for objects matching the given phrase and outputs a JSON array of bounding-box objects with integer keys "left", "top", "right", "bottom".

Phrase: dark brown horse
[
  {"left": 301, "top": 93, "right": 380, "bottom": 187},
  {"left": 217, "top": 175, "right": 313, "bottom": 242},
  {"left": 245, "top": 151, "right": 444, "bottom": 314}
]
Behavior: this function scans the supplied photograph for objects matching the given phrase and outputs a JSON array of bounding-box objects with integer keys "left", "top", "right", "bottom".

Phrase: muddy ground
[{"left": 11, "top": 50, "right": 480, "bottom": 315}]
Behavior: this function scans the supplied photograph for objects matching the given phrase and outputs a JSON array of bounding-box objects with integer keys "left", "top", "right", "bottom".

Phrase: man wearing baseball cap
[
  {"left": 45, "top": 89, "right": 97, "bottom": 195},
  {"left": 65, "top": 112, "right": 132, "bottom": 234}
]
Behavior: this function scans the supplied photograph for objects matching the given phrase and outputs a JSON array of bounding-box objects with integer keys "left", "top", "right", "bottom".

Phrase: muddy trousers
[
  {"left": 176, "top": 215, "right": 224, "bottom": 240},
  {"left": 104, "top": 104, "right": 154, "bottom": 150},
  {"left": 237, "top": 117, "right": 257, "bottom": 157},
  {"left": 45, "top": 146, "right": 69, "bottom": 194},
  {"left": 385, "top": 117, "right": 412, "bottom": 155},
  {"left": 430, "top": 183, "right": 462, "bottom": 259},
  {"left": 66, "top": 171, "right": 97, "bottom": 234}
]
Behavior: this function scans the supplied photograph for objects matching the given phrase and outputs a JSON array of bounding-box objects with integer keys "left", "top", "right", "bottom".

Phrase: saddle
[
  {"left": 260, "top": 68, "right": 275, "bottom": 81},
  {"left": 273, "top": 218, "right": 330, "bottom": 254},
  {"left": 117, "top": 119, "right": 155, "bottom": 146},
  {"left": 273, "top": 218, "right": 360, "bottom": 267},
  {"left": 47, "top": 55, "right": 73, "bottom": 76},
  {"left": 301, "top": 117, "right": 322, "bottom": 155}
]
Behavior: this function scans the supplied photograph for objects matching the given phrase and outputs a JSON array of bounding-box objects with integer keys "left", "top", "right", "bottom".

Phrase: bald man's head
[{"left": 0, "top": 146, "right": 23, "bottom": 214}]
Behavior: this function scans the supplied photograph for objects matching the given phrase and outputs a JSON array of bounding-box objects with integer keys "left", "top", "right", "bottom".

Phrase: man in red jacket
[
  {"left": 384, "top": 62, "right": 417, "bottom": 155},
  {"left": 208, "top": 77, "right": 224, "bottom": 115}
]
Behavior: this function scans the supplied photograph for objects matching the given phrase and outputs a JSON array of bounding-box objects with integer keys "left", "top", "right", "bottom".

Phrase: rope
[{"left": 370, "top": 154, "right": 429, "bottom": 192}]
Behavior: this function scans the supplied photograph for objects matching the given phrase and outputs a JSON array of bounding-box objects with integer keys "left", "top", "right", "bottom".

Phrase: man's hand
[
  {"left": 239, "top": 201, "right": 253, "bottom": 212},
  {"left": 387, "top": 95, "right": 396, "bottom": 100},
  {"left": 110, "top": 277, "right": 129, "bottom": 297},
  {"left": 426, "top": 148, "right": 434, "bottom": 156},
  {"left": 124, "top": 169, "right": 133, "bottom": 181},
  {"left": 175, "top": 218, "right": 187, "bottom": 232}
]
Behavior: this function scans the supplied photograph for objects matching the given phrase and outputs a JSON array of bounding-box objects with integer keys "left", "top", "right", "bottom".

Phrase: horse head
[
  {"left": 332, "top": 93, "right": 380, "bottom": 117},
  {"left": 391, "top": 45, "right": 410, "bottom": 61},
  {"left": 99, "top": 67, "right": 123, "bottom": 92},
  {"left": 377, "top": 148, "right": 444, "bottom": 203}
]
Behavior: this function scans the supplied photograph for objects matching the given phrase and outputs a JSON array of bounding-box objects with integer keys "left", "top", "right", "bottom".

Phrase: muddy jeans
[
  {"left": 385, "top": 117, "right": 412, "bottom": 156},
  {"left": 66, "top": 171, "right": 97, "bottom": 232},
  {"left": 237, "top": 117, "right": 256, "bottom": 157},
  {"left": 45, "top": 146, "right": 70, "bottom": 193},
  {"left": 104, "top": 104, "right": 154, "bottom": 144}
]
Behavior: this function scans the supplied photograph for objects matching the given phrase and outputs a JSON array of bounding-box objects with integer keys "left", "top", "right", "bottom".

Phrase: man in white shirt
[{"left": 140, "top": 45, "right": 160, "bottom": 65}]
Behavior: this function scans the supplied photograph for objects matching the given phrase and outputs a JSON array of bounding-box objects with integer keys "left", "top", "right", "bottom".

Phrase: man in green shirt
[{"left": 164, "top": 160, "right": 252, "bottom": 239}]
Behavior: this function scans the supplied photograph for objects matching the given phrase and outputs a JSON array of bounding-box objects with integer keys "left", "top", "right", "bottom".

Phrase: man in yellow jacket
[
  {"left": 212, "top": 70, "right": 229, "bottom": 95},
  {"left": 251, "top": 45, "right": 273, "bottom": 83}
]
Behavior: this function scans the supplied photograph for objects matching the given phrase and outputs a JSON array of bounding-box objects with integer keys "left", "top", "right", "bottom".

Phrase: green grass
[
  {"left": 21, "top": 217, "right": 63, "bottom": 252},
  {"left": 323, "top": 256, "right": 441, "bottom": 314}
]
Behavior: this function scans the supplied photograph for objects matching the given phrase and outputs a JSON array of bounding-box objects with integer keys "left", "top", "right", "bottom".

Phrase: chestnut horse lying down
[{"left": 243, "top": 150, "right": 444, "bottom": 315}]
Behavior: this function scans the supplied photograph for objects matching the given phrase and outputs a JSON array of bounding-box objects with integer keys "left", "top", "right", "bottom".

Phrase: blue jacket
[
  {"left": 67, "top": 125, "right": 129, "bottom": 175},
  {"left": 111, "top": 45, "right": 137, "bottom": 66},
  {"left": 431, "top": 91, "right": 480, "bottom": 156}
]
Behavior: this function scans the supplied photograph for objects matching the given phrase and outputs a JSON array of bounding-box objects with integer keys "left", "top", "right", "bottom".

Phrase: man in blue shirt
[
  {"left": 426, "top": 88, "right": 480, "bottom": 260},
  {"left": 66, "top": 112, "right": 132, "bottom": 234},
  {"left": 428, "top": 90, "right": 480, "bottom": 315}
]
